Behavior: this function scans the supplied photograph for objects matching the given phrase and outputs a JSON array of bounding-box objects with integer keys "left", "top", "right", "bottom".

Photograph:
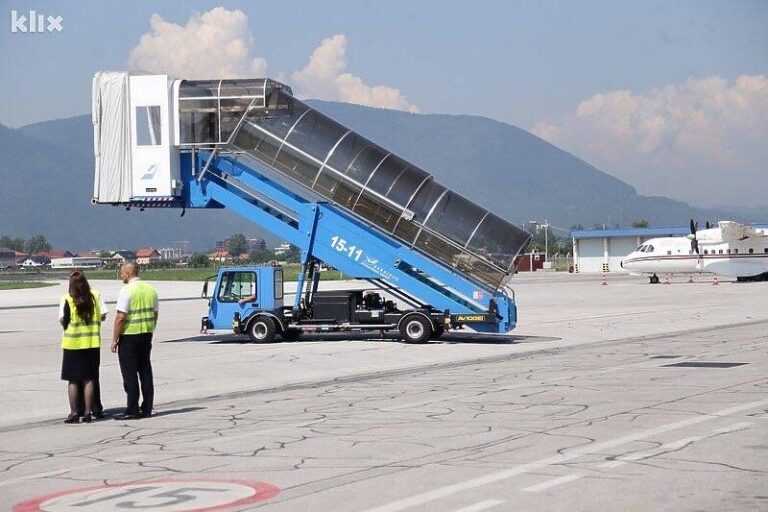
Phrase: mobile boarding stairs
[{"left": 91, "top": 73, "right": 531, "bottom": 340}]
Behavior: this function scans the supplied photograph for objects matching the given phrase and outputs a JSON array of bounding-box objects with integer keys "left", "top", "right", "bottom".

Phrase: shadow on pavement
[
  {"left": 163, "top": 332, "right": 561, "bottom": 345},
  {"left": 101, "top": 406, "right": 205, "bottom": 419}
]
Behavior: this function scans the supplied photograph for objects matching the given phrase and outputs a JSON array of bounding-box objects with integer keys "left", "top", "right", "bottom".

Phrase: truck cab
[{"left": 204, "top": 265, "right": 284, "bottom": 331}]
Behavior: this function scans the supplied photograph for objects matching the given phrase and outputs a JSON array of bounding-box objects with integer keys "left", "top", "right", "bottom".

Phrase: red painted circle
[{"left": 13, "top": 479, "right": 280, "bottom": 512}]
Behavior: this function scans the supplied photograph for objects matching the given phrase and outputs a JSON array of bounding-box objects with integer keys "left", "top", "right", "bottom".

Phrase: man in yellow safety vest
[{"left": 111, "top": 262, "right": 159, "bottom": 419}]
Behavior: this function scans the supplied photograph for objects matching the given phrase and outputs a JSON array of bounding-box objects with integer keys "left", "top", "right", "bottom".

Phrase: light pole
[{"left": 529, "top": 220, "right": 550, "bottom": 259}]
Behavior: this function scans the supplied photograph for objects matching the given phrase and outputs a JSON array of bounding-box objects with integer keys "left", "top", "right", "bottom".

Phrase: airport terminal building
[{"left": 571, "top": 226, "right": 689, "bottom": 273}]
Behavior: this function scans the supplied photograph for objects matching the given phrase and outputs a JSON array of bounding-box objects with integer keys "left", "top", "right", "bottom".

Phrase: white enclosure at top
[
  {"left": 129, "top": 75, "right": 179, "bottom": 199},
  {"left": 92, "top": 72, "right": 180, "bottom": 203}
]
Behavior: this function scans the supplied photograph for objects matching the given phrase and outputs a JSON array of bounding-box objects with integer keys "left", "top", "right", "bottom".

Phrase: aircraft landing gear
[{"left": 649, "top": 273, "right": 660, "bottom": 284}]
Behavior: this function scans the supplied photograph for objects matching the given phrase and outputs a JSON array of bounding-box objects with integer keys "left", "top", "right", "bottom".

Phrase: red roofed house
[{"left": 135, "top": 248, "right": 162, "bottom": 265}]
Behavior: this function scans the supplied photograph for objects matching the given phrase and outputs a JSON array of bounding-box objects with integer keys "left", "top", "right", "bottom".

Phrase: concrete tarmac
[{"left": 0, "top": 273, "right": 766, "bottom": 511}]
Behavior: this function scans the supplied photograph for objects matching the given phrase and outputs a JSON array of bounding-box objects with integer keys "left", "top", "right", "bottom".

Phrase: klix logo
[{"left": 10, "top": 9, "right": 63, "bottom": 33}]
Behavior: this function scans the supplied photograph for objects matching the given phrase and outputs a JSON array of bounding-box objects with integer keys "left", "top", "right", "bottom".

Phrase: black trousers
[{"left": 117, "top": 333, "right": 154, "bottom": 414}]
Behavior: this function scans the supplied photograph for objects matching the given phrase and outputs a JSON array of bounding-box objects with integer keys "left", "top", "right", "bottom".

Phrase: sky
[{"left": 1, "top": 0, "right": 766, "bottom": 208}]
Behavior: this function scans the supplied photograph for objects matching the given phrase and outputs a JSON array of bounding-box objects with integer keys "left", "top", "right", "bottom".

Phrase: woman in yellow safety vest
[{"left": 59, "top": 271, "right": 107, "bottom": 423}]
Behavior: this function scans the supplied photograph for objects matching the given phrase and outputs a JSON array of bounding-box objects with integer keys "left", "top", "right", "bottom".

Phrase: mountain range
[{"left": 0, "top": 100, "right": 756, "bottom": 251}]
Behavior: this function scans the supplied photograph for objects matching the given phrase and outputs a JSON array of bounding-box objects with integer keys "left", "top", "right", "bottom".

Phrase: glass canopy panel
[
  {"left": 179, "top": 99, "right": 218, "bottom": 144},
  {"left": 365, "top": 154, "right": 409, "bottom": 197},
  {"left": 314, "top": 171, "right": 361, "bottom": 210},
  {"left": 179, "top": 80, "right": 218, "bottom": 98},
  {"left": 220, "top": 98, "right": 252, "bottom": 143},
  {"left": 353, "top": 194, "right": 403, "bottom": 232},
  {"left": 219, "top": 79, "right": 266, "bottom": 98},
  {"left": 234, "top": 121, "right": 282, "bottom": 163},
  {"left": 325, "top": 133, "right": 369, "bottom": 178},
  {"left": 407, "top": 180, "right": 446, "bottom": 223},
  {"left": 272, "top": 144, "right": 320, "bottom": 187},
  {"left": 425, "top": 192, "right": 486, "bottom": 247},
  {"left": 467, "top": 212, "right": 530, "bottom": 270},
  {"left": 384, "top": 165, "right": 428, "bottom": 207},
  {"left": 285, "top": 110, "right": 348, "bottom": 162}
]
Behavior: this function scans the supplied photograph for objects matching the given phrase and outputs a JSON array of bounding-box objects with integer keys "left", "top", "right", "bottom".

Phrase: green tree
[
  {"left": 631, "top": 219, "right": 650, "bottom": 228},
  {"left": 190, "top": 252, "right": 210, "bottom": 268},
  {"left": 0, "top": 236, "right": 26, "bottom": 252},
  {"left": 284, "top": 244, "right": 301, "bottom": 263},
  {"left": 25, "top": 235, "right": 51, "bottom": 255},
  {"left": 227, "top": 233, "right": 248, "bottom": 258},
  {"left": 98, "top": 250, "right": 112, "bottom": 258},
  {"left": 249, "top": 249, "right": 273, "bottom": 264}
]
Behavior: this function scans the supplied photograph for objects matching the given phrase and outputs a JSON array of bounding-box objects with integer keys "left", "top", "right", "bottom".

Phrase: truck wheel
[
  {"left": 281, "top": 328, "right": 302, "bottom": 341},
  {"left": 400, "top": 315, "right": 432, "bottom": 344},
  {"left": 433, "top": 325, "right": 445, "bottom": 339},
  {"left": 248, "top": 317, "right": 276, "bottom": 343}
]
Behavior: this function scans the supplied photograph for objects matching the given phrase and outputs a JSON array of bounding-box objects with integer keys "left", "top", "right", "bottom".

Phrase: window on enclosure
[
  {"left": 217, "top": 271, "right": 256, "bottom": 303},
  {"left": 136, "top": 106, "right": 162, "bottom": 146},
  {"left": 274, "top": 269, "right": 283, "bottom": 299}
]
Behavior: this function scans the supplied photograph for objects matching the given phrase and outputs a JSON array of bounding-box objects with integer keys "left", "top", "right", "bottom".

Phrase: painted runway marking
[
  {"left": 360, "top": 399, "right": 768, "bottom": 512},
  {"left": 452, "top": 499, "right": 505, "bottom": 512},
  {"left": 12, "top": 479, "right": 279, "bottom": 512},
  {"left": 599, "top": 421, "right": 752, "bottom": 469},
  {"left": 521, "top": 473, "right": 582, "bottom": 493}
]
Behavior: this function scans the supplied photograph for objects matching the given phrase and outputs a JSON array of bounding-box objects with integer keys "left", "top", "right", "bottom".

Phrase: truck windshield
[{"left": 217, "top": 271, "right": 257, "bottom": 302}]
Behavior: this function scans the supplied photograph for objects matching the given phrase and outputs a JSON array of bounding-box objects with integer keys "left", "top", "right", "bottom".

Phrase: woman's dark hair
[{"left": 69, "top": 271, "right": 94, "bottom": 324}]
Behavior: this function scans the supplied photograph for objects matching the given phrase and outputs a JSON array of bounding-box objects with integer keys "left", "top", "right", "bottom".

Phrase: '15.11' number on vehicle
[{"left": 330, "top": 236, "right": 363, "bottom": 261}]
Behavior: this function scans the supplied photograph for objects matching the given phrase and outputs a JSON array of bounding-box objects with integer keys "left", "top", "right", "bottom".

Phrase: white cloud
[
  {"left": 291, "top": 35, "right": 419, "bottom": 112},
  {"left": 532, "top": 75, "right": 768, "bottom": 207},
  {"left": 129, "top": 10, "right": 418, "bottom": 112},
  {"left": 129, "top": 8, "right": 267, "bottom": 79}
]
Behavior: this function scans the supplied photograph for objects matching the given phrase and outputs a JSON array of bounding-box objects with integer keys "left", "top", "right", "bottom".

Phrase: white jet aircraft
[{"left": 621, "top": 220, "right": 768, "bottom": 283}]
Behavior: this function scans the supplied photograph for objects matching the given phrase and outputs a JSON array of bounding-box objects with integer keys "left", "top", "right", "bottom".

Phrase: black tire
[
  {"left": 399, "top": 315, "right": 432, "bottom": 344},
  {"left": 650, "top": 274, "right": 660, "bottom": 284},
  {"left": 281, "top": 328, "right": 302, "bottom": 341},
  {"left": 247, "top": 317, "right": 276, "bottom": 343}
]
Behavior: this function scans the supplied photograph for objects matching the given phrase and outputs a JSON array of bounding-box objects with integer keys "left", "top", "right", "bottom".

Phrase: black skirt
[{"left": 61, "top": 348, "right": 101, "bottom": 381}]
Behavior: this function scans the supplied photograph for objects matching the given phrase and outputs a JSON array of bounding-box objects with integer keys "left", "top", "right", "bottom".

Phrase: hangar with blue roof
[{"left": 571, "top": 226, "right": 690, "bottom": 273}]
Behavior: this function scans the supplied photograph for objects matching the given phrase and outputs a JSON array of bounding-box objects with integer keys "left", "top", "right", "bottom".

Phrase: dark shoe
[
  {"left": 114, "top": 411, "right": 142, "bottom": 420},
  {"left": 64, "top": 413, "right": 79, "bottom": 424},
  {"left": 81, "top": 414, "right": 93, "bottom": 423},
  {"left": 141, "top": 410, "right": 152, "bottom": 418},
  {"left": 93, "top": 410, "right": 106, "bottom": 420}
]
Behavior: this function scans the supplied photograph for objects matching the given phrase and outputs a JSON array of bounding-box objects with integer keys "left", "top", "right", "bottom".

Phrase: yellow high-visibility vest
[
  {"left": 123, "top": 281, "right": 158, "bottom": 335},
  {"left": 61, "top": 292, "right": 101, "bottom": 350}
]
